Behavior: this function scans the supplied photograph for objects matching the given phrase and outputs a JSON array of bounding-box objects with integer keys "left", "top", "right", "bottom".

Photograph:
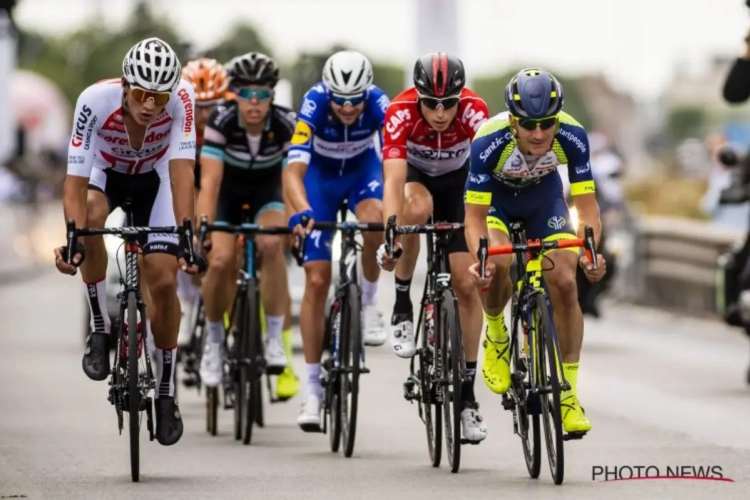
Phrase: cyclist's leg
[
  {"left": 479, "top": 200, "right": 514, "bottom": 395},
  {"left": 531, "top": 193, "right": 590, "bottom": 433},
  {"left": 348, "top": 150, "right": 386, "bottom": 346},
  {"left": 139, "top": 167, "right": 183, "bottom": 446},
  {"left": 388, "top": 164, "right": 433, "bottom": 357},
  {"left": 199, "top": 185, "right": 239, "bottom": 388},
  {"left": 254, "top": 181, "right": 290, "bottom": 369},
  {"left": 79, "top": 168, "right": 118, "bottom": 381},
  {"left": 296, "top": 165, "right": 342, "bottom": 430}
]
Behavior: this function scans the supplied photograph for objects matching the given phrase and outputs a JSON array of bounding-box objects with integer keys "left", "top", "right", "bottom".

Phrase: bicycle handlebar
[
  {"left": 289, "top": 214, "right": 385, "bottom": 267},
  {"left": 383, "top": 215, "right": 463, "bottom": 259},
  {"left": 477, "top": 225, "right": 598, "bottom": 281}
]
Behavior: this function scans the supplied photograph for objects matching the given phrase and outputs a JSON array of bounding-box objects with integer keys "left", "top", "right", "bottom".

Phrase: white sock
[
  {"left": 84, "top": 279, "right": 111, "bottom": 334},
  {"left": 146, "top": 320, "right": 155, "bottom": 358},
  {"left": 361, "top": 278, "right": 378, "bottom": 307},
  {"left": 306, "top": 363, "right": 322, "bottom": 399},
  {"left": 176, "top": 270, "right": 200, "bottom": 303},
  {"left": 265, "top": 315, "right": 284, "bottom": 341},
  {"left": 155, "top": 346, "right": 177, "bottom": 398},
  {"left": 206, "top": 320, "right": 224, "bottom": 344}
]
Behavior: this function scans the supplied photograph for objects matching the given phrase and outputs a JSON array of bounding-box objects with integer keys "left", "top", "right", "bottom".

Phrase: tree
[
  {"left": 665, "top": 106, "right": 707, "bottom": 144},
  {"left": 202, "top": 22, "right": 274, "bottom": 64},
  {"left": 473, "top": 70, "right": 594, "bottom": 129}
]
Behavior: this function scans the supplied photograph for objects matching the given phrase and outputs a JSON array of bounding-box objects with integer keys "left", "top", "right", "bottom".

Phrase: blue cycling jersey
[{"left": 287, "top": 82, "right": 390, "bottom": 170}]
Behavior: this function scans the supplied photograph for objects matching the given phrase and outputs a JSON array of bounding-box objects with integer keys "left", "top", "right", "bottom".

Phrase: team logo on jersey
[
  {"left": 71, "top": 105, "right": 93, "bottom": 147},
  {"left": 291, "top": 121, "right": 312, "bottom": 145},
  {"left": 178, "top": 88, "right": 194, "bottom": 136},
  {"left": 300, "top": 98, "right": 317, "bottom": 119}
]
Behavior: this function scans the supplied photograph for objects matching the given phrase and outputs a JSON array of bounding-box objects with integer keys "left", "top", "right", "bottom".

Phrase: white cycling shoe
[
  {"left": 264, "top": 337, "right": 287, "bottom": 370},
  {"left": 363, "top": 305, "right": 387, "bottom": 346},
  {"left": 199, "top": 339, "right": 224, "bottom": 388},
  {"left": 460, "top": 402, "right": 488, "bottom": 443},
  {"left": 297, "top": 393, "right": 322, "bottom": 432},
  {"left": 390, "top": 313, "right": 416, "bottom": 358}
]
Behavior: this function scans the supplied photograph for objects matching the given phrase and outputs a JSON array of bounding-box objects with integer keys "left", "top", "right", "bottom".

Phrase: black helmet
[
  {"left": 226, "top": 52, "right": 279, "bottom": 89},
  {"left": 413, "top": 52, "right": 465, "bottom": 98}
]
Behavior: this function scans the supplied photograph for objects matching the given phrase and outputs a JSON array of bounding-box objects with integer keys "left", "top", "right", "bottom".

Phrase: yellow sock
[
  {"left": 484, "top": 311, "right": 508, "bottom": 343},
  {"left": 562, "top": 362, "right": 579, "bottom": 400},
  {"left": 282, "top": 328, "right": 294, "bottom": 362}
]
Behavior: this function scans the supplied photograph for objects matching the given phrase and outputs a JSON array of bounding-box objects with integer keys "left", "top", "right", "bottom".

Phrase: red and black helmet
[{"left": 413, "top": 52, "right": 465, "bottom": 98}]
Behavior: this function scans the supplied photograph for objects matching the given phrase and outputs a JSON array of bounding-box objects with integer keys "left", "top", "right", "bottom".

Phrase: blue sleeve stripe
[{"left": 201, "top": 145, "right": 225, "bottom": 160}]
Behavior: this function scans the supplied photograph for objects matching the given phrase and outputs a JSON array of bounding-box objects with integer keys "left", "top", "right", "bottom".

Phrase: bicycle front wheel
[
  {"left": 533, "top": 293, "right": 564, "bottom": 485},
  {"left": 439, "top": 288, "right": 463, "bottom": 473},
  {"left": 243, "top": 279, "right": 262, "bottom": 445},
  {"left": 339, "top": 283, "right": 362, "bottom": 458},
  {"left": 126, "top": 292, "right": 141, "bottom": 483},
  {"left": 419, "top": 300, "right": 441, "bottom": 467}
]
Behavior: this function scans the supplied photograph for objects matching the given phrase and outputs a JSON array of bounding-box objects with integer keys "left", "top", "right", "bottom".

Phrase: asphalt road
[{"left": 2, "top": 269, "right": 750, "bottom": 499}]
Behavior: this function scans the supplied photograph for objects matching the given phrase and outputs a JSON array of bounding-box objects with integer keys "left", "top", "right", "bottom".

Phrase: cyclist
[
  {"left": 377, "top": 52, "right": 489, "bottom": 443},
  {"left": 285, "top": 50, "right": 389, "bottom": 431},
  {"left": 53, "top": 37, "right": 201, "bottom": 446},
  {"left": 176, "top": 57, "right": 229, "bottom": 348},
  {"left": 197, "top": 52, "right": 299, "bottom": 399},
  {"left": 464, "top": 68, "right": 607, "bottom": 435}
]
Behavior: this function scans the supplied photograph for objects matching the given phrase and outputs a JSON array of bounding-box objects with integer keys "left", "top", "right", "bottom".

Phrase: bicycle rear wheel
[
  {"left": 339, "top": 283, "right": 361, "bottom": 458},
  {"left": 126, "top": 292, "right": 141, "bottom": 482},
  {"left": 232, "top": 290, "right": 248, "bottom": 442},
  {"left": 419, "top": 300, "right": 441, "bottom": 467},
  {"left": 327, "top": 299, "right": 342, "bottom": 453},
  {"left": 243, "top": 279, "right": 262, "bottom": 445},
  {"left": 534, "top": 293, "right": 564, "bottom": 485},
  {"left": 439, "top": 288, "right": 463, "bottom": 473}
]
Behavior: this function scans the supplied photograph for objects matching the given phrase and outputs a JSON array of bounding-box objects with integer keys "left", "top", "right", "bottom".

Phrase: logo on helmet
[{"left": 178, "top": 88, "right": 193, "bottom": 136}]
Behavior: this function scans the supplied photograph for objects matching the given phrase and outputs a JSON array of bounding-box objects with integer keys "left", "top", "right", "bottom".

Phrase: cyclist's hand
[
  {"left": 376, "top": 242, "right": 402, "bottom": 271},
  {"left": 179, "top": 254, "right": 206, "bottom": 275},
  {"left": 469, "top": 260, "right": 495, "bottom": 289},
  {"left": 288, "top": 209, "right": 314, "bottom": 238},
  {"left": 54, "top": 242, "right": 85, "bottom": 276},
  {"left": 198, "top": 233, "right": 211, "bottom": 254},
  {"left": 579, "top": 253, "right": 607, "bottom": 282}
]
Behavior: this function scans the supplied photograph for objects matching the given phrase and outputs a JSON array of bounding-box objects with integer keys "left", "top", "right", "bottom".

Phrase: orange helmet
[{"left": 181, "top": 58, "right": 229, "bottom": 103}]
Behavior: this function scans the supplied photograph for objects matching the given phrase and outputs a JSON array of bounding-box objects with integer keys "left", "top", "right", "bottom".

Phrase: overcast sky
[{"left": 14, "top": 0, "right": 750, "bottom": 99}]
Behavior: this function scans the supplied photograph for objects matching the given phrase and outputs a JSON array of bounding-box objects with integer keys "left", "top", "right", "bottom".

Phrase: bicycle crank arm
[
  {"left": 563, "top": 432, "right": 586, "bottom": 441},
  {"left": 145, "top": 396, "right": 155, "bottom": 441}
]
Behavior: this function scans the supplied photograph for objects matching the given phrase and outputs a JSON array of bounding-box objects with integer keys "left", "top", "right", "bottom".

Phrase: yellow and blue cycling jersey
[{"left": 465, "top": 111, "right": 596, "bottom": 240}]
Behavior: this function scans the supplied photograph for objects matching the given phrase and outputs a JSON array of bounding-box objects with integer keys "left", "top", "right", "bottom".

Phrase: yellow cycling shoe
[
  {"left": 561, "top": 395, "right": 592, "bottom": 434},
  {"left": 276, "top": 366, "right": 299, "bottom": 400},
  {"left": 482, "top": 334, "right": 512, "bottom": 394}
]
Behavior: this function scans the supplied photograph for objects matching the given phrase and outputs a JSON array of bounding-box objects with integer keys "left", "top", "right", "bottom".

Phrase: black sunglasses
[
  {"left": 516, "top": 115, "right": 558, "bottom": 131},
  {"left": 419, "top": 94, "right": 460, "bottom": 110}
]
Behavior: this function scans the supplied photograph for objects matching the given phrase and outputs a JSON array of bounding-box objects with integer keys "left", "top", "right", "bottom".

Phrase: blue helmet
[{"left": 504, "top": 68, "right": 564, "bottom": 119}]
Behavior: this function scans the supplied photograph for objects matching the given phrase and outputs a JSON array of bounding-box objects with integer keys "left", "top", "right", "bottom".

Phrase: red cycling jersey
[{"left": 381, "top": 87, "right": 489, "bottom": 176}]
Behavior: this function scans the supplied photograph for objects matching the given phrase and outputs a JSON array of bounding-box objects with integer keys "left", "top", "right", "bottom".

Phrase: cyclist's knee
[
  {"left": 402, "top": 190, "right": 432, "bottom": 224},
  {"left": 85, "top": 193, "right": 108, "bottom": 228},
  {"left": 547, "top": 268, "right": 578, "bottom": 306},
  {"left": 491, "top": 254, "right": 513, "bottom": 276},
  {"left": 304, "top": 263, "right": 331, "bottom": 295},
  {"left": 148, "top": 270, "right": 178, "bottom": 305},
  {"left": 257, "top": 235, "right": 285, "bottom": 263},
  {"left": 453, "top": 272, "right": 479, "bottom": 305},
  {"left": 207, "top": 245, "right": 234, "bottom": 276}
]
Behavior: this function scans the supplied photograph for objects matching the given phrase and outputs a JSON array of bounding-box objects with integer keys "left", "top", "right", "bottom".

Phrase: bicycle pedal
[
  {"left": 299, "top": 422, "right": 322, "bottom": 433},
  {"left": 501, "top": 396, "right": 515, "bottom": 411},
  {"left": 265, "top": 365, "right": 284, "bottom": 376},
  {"left": 360, "top": 367, "right": 371, "bottom": 374},
  {"left": 563, "top": 432, "right": 586, "bottom": 441},
  {"left": 459, "top": 438, "right": 481, "bottom": 446}
]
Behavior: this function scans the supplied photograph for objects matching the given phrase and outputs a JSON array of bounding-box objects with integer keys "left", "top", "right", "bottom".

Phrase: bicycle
[
  {"left": 64, "top": 200, "right": 198, "bottom": 482},
  {"left": 477, "top": 222, "right": 597, "bottom": 485},
  {"left": 294, "top": 205, "right": 383, "bottom": 458},
  {"left": 198, "top": 206, "right": 292, "bottom": 445},
  {"left": 385, "top": 216, "right": 468, "bottom": 473}
]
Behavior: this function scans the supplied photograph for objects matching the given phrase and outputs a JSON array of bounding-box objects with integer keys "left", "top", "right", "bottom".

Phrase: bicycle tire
[
  {"left": 206, "top": 386, "right": 218, "bottom": 436},
  {"left": 439, "top": 288, "right": 462, "bottom": 473},
  {"left": 243, "top": 278, "right": 261, "bottom": 445},
  {"left": 340, "top": 283, "right": 361, "bottom": 458},
  {"left": 327, "top": 299, "right": 342, "bottom": 453},
  {"left": 127, "top": 291, "right": 140, "bottom": 483},
  {"left": 420, "top": 300, "right": 441, "bottom": 467},
  {"left": 534, "top": 293, "right": 564, "bottom": 485},
  {"left": 254, "top": 379, "right": 264, "bottom": 428},
  {"left": 512, "top": 293, "right": 541, "bottom": 478},
  {"left": 233, "top": 290, "right": 247, "bottom": 442}
]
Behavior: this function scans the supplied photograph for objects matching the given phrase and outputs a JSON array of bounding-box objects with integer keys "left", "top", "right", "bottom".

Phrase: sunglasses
[
  {"left": 418, "top": 94, "right": 460, "bottom": 110},
  {"left": 237, "top": 88, "right": 273, "bottom": 101},
  {"left": 516, "top": 115, "right": 558, "bottom": 131},
  {"left": 329, "top": 92, "right": 366, "bottom": 107},
  {"left": 130, "top": 87, "right": 171, "bottom": 106}
]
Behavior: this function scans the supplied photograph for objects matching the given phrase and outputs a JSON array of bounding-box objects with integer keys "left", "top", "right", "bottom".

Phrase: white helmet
[
  {"left": 122, "top": 37, "right": 182, "bottom": 93},
  {"left": 322, "top": 50, "right": 373, "bottom": 95}
]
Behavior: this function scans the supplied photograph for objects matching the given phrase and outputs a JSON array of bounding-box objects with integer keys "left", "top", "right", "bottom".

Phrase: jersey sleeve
[
  {"left": 369, "top": 85, "right": 391, "bottom": 148},
  {"left": 168, "top": 81, "right": 197, "bottom": 161},
  {"left": 459, "top": 97, "right": 490, "bottom": 140},
  {"left": 66, "top": 85, "right": 105, "bottom": 178},
  {"left": 465, "top": 118, "right": 511, "bottom": 206},
  {"left": 556, "top": 114, "right": 595, "bottom": 196},
  {"left": 288, "top": 84, "right": 326, "bottom": 166},
  {"left": 276, "top": 106, "right": 297, "bottom": 168},
  {"left": 381, "top": 101, "right": 414, "bottom": 161},
  {"left": 200, "top": 103, "right": 233, "bottom": 162}
]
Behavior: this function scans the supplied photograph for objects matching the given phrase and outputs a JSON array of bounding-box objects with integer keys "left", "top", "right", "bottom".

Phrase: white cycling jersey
[{"left": 66, "top": 77, "right": 197, "bottom": 178}]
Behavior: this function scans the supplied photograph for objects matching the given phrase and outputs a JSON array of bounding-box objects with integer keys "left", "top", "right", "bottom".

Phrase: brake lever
[
  {"left": 65, "top": 219, "right": 77, "bottom": 266},
  {"left": 583, "top": 225, "right": 598, "bottom": 270},
  {"left": 478, "top": 236, "right": 488, "bottom": 280},
  {"left": 291, "top": 214, "right": 310, "bottom": 267}
]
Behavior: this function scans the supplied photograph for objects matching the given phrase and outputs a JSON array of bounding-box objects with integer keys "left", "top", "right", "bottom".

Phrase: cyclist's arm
[
  {"left": 168, "top": 83, "right": 197, "bottom": 226},
  {"left": 560, "top": 124, "right": 602, "bottom": 245},
  {"left": 197, "top": 125, "right": 226, "bottom": 223},
  {"left": 381, "top": 101, "right": 410, "bottom": 225},
  {"left": 64, "top": 86, "right": 101, "bottom": 229},
  {"left": 371, "top": 86, "right": 391, "bottom": 150},
  {"left": 464, "top": 120, "right": 506, "bottom": 259},
  {"left": 284, "top": 90, "right": 320, "bottom": 213}
]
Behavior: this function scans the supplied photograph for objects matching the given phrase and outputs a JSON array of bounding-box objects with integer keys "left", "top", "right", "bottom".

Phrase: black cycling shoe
[
  {"left": 155, "top": 397, "right": 184, "bottom": 446},
  {"left": 82, "top": 332, "right": 110, "bottom": 381}
]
